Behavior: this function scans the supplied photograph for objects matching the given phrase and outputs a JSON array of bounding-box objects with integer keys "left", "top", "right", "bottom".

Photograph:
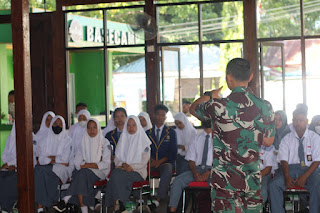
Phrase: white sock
[
  {"left": 153, "top": 200, "right": 160, "bottom": 207},
  {"left": 89, "top": 206, "right": 94, "bottom": 210},
  {"left": 63, "top": 195, "right": 72, "bottom": 203},
  {"left": 38, "top": 208, "right": 44, "bottom": 213},
  {"left": 95, "top": 190, "right": 101, "bottom": 200},
  {"left": 81, "top": 206, "right": 88, "bottom": 213}
]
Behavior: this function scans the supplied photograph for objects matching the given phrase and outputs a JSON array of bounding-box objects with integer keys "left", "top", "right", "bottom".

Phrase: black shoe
[{"left": 52, "top": 200, "right": 67, "bottom": 212}]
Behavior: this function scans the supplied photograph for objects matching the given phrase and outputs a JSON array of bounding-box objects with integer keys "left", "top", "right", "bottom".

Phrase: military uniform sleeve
[{"left": 262, "top": 101, "right": 276, "bottom": 138}]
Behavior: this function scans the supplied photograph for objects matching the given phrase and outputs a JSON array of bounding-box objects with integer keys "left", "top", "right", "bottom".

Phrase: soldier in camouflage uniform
[{"left": 190, "top": 58, "right": 275, "bottom": 213}]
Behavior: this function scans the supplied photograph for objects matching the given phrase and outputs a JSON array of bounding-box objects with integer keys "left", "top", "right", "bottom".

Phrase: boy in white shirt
[{"left": 269, "top": 108, "right": 320, "bottom": 213}]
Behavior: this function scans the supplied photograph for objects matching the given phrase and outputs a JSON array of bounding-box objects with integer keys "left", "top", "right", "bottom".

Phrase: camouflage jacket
[{"left": 195, "top": 86, "right": 275, "bottom": 192}]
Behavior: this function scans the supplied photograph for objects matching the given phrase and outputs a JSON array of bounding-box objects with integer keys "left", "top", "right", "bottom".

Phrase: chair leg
[
  {"left": 182, "top": 190, "right": 186, "bottom": 213},
  {"left": 140, "top": 188, "right": 143, "bottom": 213}
]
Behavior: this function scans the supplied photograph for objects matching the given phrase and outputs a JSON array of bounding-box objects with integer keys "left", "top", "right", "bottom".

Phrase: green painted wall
[
  {"left": 0, "top": 44, "right": 14, "bottom": 124},
  {"left": 0, "top": 129, "right": 11, "bottom": 166},
  {"left": 69, "top": 50, "right": 106, "bottom": 115}
]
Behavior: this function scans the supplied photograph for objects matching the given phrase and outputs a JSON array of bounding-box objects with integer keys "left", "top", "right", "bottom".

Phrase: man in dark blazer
[{"left": 147, "top": 104, "right": 177, "bottom": 202}]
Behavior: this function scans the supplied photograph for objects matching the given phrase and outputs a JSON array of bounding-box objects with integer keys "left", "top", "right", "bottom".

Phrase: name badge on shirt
[
  {"left": 307, "top": 155, "right": 312, "bottom": 162},
  {"left": 165, "top": 135, "right": 170, "bottom": 140},
  {"left": 301, "top": 161, "right": 306, "bottom": 167}
]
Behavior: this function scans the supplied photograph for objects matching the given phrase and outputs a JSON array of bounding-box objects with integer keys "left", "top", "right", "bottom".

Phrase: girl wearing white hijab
[
  {"left": 34, "top": 116, "right": 72, "bottom": 212},
  {"left": 35, "top": 111, "right": 55, "bottom": 156},
  {"left": 174, "top": 112, "right": 197, "bottom": 175},
  {"left": 61, "top": 118, "right": 111, "bottom": 213},
  {"left": 0, "top": 122, "right": 37, "bottom": 212},
  {"left": 67, "top": 109, "right": 91, "bottom": 178},
  {"left": 138, "top": 112, "right": 152, "bottom": 131},
  {"left": 105, "top": 115, "right": 151, "bottom": 211}
]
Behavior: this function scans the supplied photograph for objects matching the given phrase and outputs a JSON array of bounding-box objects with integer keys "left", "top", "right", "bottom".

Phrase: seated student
[
  {"left": 138, "top": 112, "right": 152, "bottom": 131},
  {"left": 174, "top": 112, "right": 197, "bottom": 175},
  {"left": 34, "top": 116, "right": 72, "bottom": 213},
  {"left": 70, "top": 102, "right": 88, "bottom": 131},
  {"left": 308, "top": 115, "right": 320, "bottom": 135},
  {"left": 35, "top": 111, "right": 55, "bottom": 156},
  {"left": 105, "top": 107, "right": 127, "bottom": 152},
  {"left": 269, "top": 108, "right": 320, "bottom": 213},
  {"left": 0, "top": 122, "right": 38, "bottom": 212},
  {"left": 168, "top": 120, "right": 212, "bottom": 213},
  {"left": 105, "top": 116, "right": 151, "bottom": 212},
  {"left": 260, "top": 145, "right": 276, "bottom": 203},
  {"left": 58, "top": 118, "right": 111, "bottom": 213},
  {"left": 147, "top": 104, "right": 177, "bottom": 202}
]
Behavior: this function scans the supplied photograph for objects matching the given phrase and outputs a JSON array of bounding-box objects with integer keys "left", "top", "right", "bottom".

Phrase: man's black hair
[
  {"left": 293, "top": 107, "right": 308, "bottom": 119},
  {"left": 113, "top": 107, "right": 127, "bottom": 118},
  {"left": 202, "top": 120, "right": 212, "bottom": 129},
  {"left": 226, "top": 58, "right": 251, "bottom": 82},
  {"left": 76, "top": 102, "right": 87, "bottom": 108},
  {"left": 8, "top": 90, "right": 14, "bottom": 96},
  {"left": 154, "top": 104, "right": 169, "bottom": 113},
  {"left": 183, "top": 100, "right": 191, "bottom": 105}
]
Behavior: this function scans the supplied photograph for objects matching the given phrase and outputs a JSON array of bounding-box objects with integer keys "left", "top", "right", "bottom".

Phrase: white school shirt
[
  {"left": 185, "top": 131, "right": 213, "bottom": 167},
  {"left": 260, "top": 145, "right": 275, "bottom": 171},
  {"left": 278, "top": 129, "right": 320, "bottom": 167},
  {"left": 73, "top": 139, "right": 111, "bottom": 180}
]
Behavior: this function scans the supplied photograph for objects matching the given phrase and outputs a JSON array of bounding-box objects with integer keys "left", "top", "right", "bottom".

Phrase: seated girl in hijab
[
  {"left": 35, "top": 111, "right": 55, "bottom": 157},
  {"left": 34, "top": 116, "right": 72, "bottom": 213},
  {"left": 105, "top": 116, "right": 151, "bottom": 212},
  {"left": 67, "top": 110, "right": 91, "bottom": 178},
  {"left": 0, "top": 122, "right": 37, "bottom": 212},
  {"left": 309, "top": 115, "right": 320, "bottom": 135},
  {"left": 174, "top": 112, "right": 197, "bottom": 175},
  {"left": 138, "top": 112, "right": 152, "bottom": 131},
  {"left": 59, "top": 118, "right": 111, "bottom": 213}
]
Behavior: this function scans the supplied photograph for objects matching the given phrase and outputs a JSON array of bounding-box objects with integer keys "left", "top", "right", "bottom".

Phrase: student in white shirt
[
  {"left": 34, "top": 116, "right": 72, "bottom": 213},
  {"left": 59, "top": 118, "right": 111, "bottom": 213},
  {"left": 168, "top": 120, "right": 212, "bottom": 213},
  {"left": 260, "top": 145, "right": 275, "bottom": 203},
  {"left": 269, "top": 108, "right": 320, "bottom": 213},
  {"left": 174, "top": 112, "right": 197, "bottom": 175},
  {"left": 105, "top": 116, "right": 151, "bottom": 212}
]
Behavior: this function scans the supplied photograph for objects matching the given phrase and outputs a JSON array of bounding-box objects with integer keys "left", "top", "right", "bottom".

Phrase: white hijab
[
  {"left": 174, "top": 112, "right": 197, "bottom": 155},
  {"left": 36, "top": 111, "right": 55, "bottom": 141},
  {"left": 102, "top": 113, "right": 115, "bottom": 136},
  {"left": 1, "top": 122, "right": 16, "bottom": 164},
  {"left": 138, "top": 112, "right": 152, "bottom": 131},
  {"left": 70, "top": 110, "right": 91, "bottom": 153},
  {"left": 42, "top": 115, "right": 70, "bottom": 156},
  {"left": 81, "top": 118, "right": 104, "bottom": 163},
  {"left": 115, "top": 115, "right": 151, "bottom": 164}
]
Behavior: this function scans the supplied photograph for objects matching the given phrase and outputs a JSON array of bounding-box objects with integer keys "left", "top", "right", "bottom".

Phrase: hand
[
  {"left": 154, "top": 161, "right": 162, "bottom": 168},
  {"left": 295, "top": 174, "right": 307, "bottom": 187},
  {"left": 199, "top": 171, "right": 210, "bottom": 182},
  {"left": 193, "top": 171, "right": 202, "bottom": 182},
  {"left": 48, "top": 156, "right": 56, "bottom": 164},
  {"left": 0, "top": 163, "right": 8, "bottom": 170},
  {"left": 210, "top": 87, "right": 223, "bottom": 99},
  {"left": 150, "top": 158, "right": 156, "bottom": 168},
  {"left": 122, "top": 163, "right": 134, "bottom": 172},
  {"left": 284, "top": 175, "right": 295, "bottom": 189},
  {"left": 80, "top": 163, "right": 88, "bottom": 169},
  {"left": 178, "top": 145, "right": 186, "bottom": 151},
  {"left": 8, "top": 165, "right": 16, "bottom": 171}
]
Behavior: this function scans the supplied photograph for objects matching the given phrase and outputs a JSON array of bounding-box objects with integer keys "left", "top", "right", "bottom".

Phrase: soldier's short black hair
[
  {"left": 8, "top": 90, "right": 14, "bottom": 96},
  {"left": 202, "top": 120, "right": 212, "bottom": 129},
  {"left": 113, "top": 107, "right": 127, "bottom": 118},
  {"left": 183, "top": 100, "right": 191, "bottom": 105},
  {"left": 154, "top": 104, "right": 169, "bottom": 113},
  {"left": 226, "top": 58, "right": 251, "bottom": 82}
]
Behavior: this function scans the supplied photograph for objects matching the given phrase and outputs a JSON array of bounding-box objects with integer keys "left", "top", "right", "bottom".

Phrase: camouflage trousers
[{"left": 211, "top": 187, "right": 263, "bottom": 213}]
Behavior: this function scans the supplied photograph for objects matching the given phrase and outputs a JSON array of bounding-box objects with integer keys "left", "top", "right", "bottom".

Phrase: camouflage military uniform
[{"left": 195, "top": 87, "right": 275, "bottom": 212}]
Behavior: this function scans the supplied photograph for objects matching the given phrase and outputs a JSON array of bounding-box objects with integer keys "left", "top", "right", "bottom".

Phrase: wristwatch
[{"left": 203, "top": 91, "right": 212, "bottom": 99}]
